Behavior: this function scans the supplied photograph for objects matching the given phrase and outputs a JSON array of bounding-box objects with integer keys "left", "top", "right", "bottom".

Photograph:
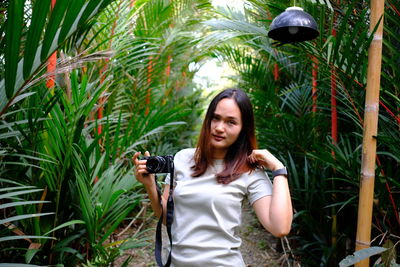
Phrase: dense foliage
[
  {"left": 1, "top": 0, "right": 211, "bottom": 265},
  {"left": 1, "top": 0, "right": 399, "bottom": 266}
]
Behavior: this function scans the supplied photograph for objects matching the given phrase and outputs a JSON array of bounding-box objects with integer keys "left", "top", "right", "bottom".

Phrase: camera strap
[{"left": 154, "top": 165, "right": 174, "bottom": 267}]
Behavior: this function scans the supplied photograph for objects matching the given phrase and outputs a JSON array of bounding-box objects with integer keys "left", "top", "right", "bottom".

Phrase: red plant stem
[
  {"left": 329, "top": 7, "right": 398, "bottom": 236},
  {"left": 163, "top": 55, "right": 172, "bottom": 100},
  {"left": 273, "top": 63, "right": 279, "bottom": 81},
  {"left": 94, "top": 61, "right": 109, "bottom": 140},
  {"left": 331, "top": 70, "right": 338, "bottom": 145},
  {"left": 376, "top": 156, "right": 400, "bottom": 226},
  {"left": 387, "top": 0, "right": 400, "bottom": 17},
  {"left": 166, "top": 55, "right": 171, "bottom": 77},
  {"left": 330, "top": 14, "right": 339, "bottom": 260},
  {"left": 340, "top": 72, "right": 399, "bottom": 124},
  {"left": 97, "top": 100, "right": 104, "bottom": 135},
  {"left": 96, "top": 0, "right": 122, "bottom": 139},
  {"left": 273, "top": 49, "right": 279, "bottom": 96},
  {"left": 384, "top": 181, "right": 399, "bottom": 226},
  {"left": 312, "top": 56, "right": 318, "bottom": 113},
  {"left": 340, "top": 73, "right": 400, "bottom": 229},
  {"left": 343, "top": 86, "right": 364, "bottom": 123},
  {"left": 99, "top": 61, "right": 108, "bottom": 84},
  {"left": 379, "top": 100, "right": 400, "bottom": 124},
  {"left": 331, "top": 28, "right": 338, "bottom": 146},
  {"left": 46, "top": 0, "right": 57, "bottom": 89},
  {"left": 175, "top": 71, "right": 186, "bottom": 91},
  {"left": 46, "top": 53, "right": 57, "bottom": 89},
  {"left": 48, "top": 3, "right": 57, "bottom": 265},
  {"left": 145, "top": 57, "right": 153, "bottom": 115}
]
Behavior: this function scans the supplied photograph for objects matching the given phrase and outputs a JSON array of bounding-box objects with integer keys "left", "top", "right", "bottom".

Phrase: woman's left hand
[{"left": 248, "top": 149, "right": 284, "bottom": 171}]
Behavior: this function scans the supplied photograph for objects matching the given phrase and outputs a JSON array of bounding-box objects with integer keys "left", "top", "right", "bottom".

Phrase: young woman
[{"left": 133, "top": 88, "right": 292, "bottom": 267}]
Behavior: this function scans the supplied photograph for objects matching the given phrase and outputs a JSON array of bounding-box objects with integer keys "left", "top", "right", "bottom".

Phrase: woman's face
[{"left": 210, "top": 98, "right": 243, "bottom": 159}]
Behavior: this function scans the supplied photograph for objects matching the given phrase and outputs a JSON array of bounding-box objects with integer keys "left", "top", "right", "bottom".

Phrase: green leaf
[
  {"left": 0, "top": 188, "right": 44, "bottom": 200},
  {"left": 75, "top": 172, "right": 95, "bottom": 242},
  {"left": 8, "top": 92, "right": 36, "bottom": 106},
  {"left": 25, "top": 249, "right": 40, "bottom": 264},
  {"left": 58, "top": 0, "right": 85, "bottom": 45},
  {"left": 78, "top": 0, "right": 106, "bottom": 26},
  {"left": 0, "top": 235, "right": 55, "bottom": 243},
  {"left": 54, "top": 247, "right": 83, "bottom": 259},
  {"left": 0, "top": 264, "right": 45, "bottom": 267},
  {"left": 0, "top": 185, "right": 36, "bottom": 192},
  {"left": 44, "top": 220, "right": 85, "bottom": 236},
  {"left": 323, "top": 195, "right": 358, "bottom": 213},
  {"left": 0, "top": 212, "right": 54, "bottom": 225},
  {"left": 108, "top": 189, "right": 126, "bottom": 208},
  {"left": 40, "top": 0, "right": 69, "bottom": 61},
  {"left": 4, "top": 0, "right": 24, "bottom": 99},
  {"left": 72, "top": 116, "right": 86, "bottom": 144},
  {"left": 90, "top": 154, "right": 106, "bottom": 184},
  {"left": 23, "top": 0, "right": 51, "bottom": 79},
  {"left": 339, "top": 247, "right": 388, "bottom": 267},
  {"left": 0, "top": 200, "right": 50, "bottom": 210},
  {"left": 0, "top": 178, "right": 25, "bottom": 186}
]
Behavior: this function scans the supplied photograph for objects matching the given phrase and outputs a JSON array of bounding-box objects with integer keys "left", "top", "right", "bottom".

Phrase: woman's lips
[{"left": 212, "top": 134, "right": 225, "bottom": 141}]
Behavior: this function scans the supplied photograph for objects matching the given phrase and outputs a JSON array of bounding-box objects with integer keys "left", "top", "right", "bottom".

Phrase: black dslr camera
[{"left": 144, "top": 155, "right": 174, "bottom": 173}]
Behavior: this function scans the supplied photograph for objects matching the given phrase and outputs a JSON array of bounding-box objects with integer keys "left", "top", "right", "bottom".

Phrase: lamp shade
[{"left": 268, "top": 7, "right": 319, "bottom": 44}]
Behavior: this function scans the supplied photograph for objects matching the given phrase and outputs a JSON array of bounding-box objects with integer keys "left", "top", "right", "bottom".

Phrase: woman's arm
[
  {"left": 133, "top": 151, "right": 169, "bottom": 224},
  {"left": 249, "top": 149, "right": 293, "bottom": 237}
]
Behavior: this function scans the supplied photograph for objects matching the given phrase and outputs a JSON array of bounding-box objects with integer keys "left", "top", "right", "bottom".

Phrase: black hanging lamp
[{"left": 268, "top": 7, "right": 319, "bottom": 45}]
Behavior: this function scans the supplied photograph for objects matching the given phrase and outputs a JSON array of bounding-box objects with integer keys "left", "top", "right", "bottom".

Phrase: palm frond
[{"left": 0, "top": 0, "right": 113, "bottom": 116}]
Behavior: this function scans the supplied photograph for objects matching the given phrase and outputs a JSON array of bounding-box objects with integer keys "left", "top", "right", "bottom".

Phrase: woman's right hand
[{"left": 133, "top": 151, "right": 155, "bottom": 187}]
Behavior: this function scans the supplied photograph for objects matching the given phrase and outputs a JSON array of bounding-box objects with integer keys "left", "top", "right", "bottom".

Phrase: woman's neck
[{"left": 212, "top": 148, "right": 227, "bottom": 159}]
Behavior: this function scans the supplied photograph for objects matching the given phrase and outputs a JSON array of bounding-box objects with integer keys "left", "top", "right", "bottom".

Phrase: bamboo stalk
[{"left": 355, "top": 0, "right": 385, "bottom": 266}]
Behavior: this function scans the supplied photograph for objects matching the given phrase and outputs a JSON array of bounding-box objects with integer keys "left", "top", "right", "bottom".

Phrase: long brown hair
[{"left": 191, "top": 88, "right": 257, "bottom": 184}]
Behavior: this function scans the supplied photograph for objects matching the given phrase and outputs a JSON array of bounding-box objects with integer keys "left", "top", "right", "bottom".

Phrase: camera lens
[
  {"left": 144, "top": 155, "right": 173, "bottom": 173},
  {"left": 146, "top": 156, "right": 166, "bottom": 173}
]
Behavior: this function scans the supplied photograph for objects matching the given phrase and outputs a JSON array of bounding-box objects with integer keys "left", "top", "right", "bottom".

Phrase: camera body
[{"left": 144, "top": 155, "right": 174, "bottom": 173}]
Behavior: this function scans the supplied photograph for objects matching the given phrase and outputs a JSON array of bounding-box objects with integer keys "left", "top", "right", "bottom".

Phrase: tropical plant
[{"left": 1, "top": 0, "right": 214, "bottom": 265}]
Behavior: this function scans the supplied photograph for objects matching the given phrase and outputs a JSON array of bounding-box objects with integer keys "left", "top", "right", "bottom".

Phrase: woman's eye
[{"left": 228, "top": 120, "right": 236, "bottom": 125}]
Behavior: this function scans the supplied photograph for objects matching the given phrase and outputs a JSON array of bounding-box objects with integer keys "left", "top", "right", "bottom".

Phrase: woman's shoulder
[
  {"left": 245, "top": 167, "right": 269, "bottom": 181},
  {"left": 174, "top": 148, "right": 196, "bottom": 163},
  {"left": 173, "top": 148, "right": 196, "bottom": 176}
]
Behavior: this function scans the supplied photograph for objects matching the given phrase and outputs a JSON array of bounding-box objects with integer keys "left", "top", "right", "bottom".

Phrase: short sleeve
[
  {"left": 247, "top": 169, "right": 273, "bottom": 205},
  {"left": 162, "top": 148, "right": 194, "bottom": 186},
  {"left": 164, "top": 173, "right": 171, "bottom": 185}
]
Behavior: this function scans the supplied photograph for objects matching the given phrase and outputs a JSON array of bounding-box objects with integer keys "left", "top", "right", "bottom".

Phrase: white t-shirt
[{"left": 164, "top": 148, "right": 273, "bottom": 267}]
